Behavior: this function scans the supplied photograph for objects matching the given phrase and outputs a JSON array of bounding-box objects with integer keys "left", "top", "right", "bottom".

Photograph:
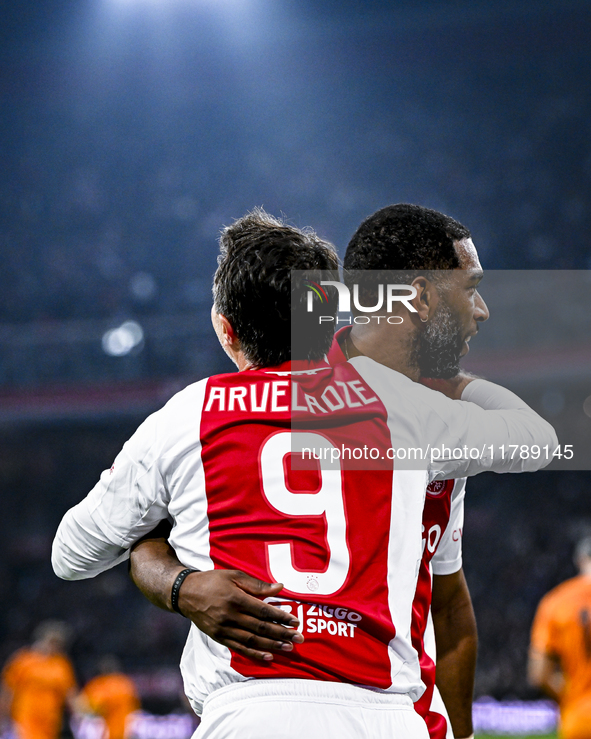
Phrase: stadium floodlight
[{"left": 102, "top": 321, "right": 144, "bottom": 356}]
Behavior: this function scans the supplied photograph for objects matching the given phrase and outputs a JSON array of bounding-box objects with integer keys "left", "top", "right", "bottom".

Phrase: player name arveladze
[{"left": 203, "top": 379, "right": 379, "bottom": 414}]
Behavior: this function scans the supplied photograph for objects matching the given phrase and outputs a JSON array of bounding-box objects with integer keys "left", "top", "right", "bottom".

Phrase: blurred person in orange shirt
[
  {"left": 78, "top": 656, "right": 140, "bottom": 739},
  {"left": 0, "top": 620, "right": 78, "bottom": 739},
  {"left": 529, "top": 535, "right": 591, "bottom": 739}
]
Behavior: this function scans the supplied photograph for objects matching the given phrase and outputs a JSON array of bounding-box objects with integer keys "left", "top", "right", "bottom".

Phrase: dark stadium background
[{"left": 1, "top": 0, "right": 590, "bottom": 725}]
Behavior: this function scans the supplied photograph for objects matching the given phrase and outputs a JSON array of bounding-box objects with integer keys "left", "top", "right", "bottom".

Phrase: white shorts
[{"left": 194, "top": 679, "right": 430, "bottom": 739}]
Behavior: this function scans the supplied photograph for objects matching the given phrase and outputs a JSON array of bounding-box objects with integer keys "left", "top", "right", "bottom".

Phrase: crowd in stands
[{"left": 1, "top": 26, "right": 590, "bottom": 331}]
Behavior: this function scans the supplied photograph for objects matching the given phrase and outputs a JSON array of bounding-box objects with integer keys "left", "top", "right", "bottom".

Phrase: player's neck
[
  {"left": 348, "top": 324, "right": 420, "bottom": 381},
  {"left": 234, "top": 352, "right": 256, "bottom": 371}
]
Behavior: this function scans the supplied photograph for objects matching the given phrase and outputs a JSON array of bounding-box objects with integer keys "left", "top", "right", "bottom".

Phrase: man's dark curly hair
[
  {"left": 344, "top": 203, "right": 470, "bottom": 291},
  {"left": 213, "top": 208, "right": 339, "bottom": 367}
]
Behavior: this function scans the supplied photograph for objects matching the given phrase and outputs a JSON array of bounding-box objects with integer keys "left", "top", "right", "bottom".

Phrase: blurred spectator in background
[
  {"left": 0, "top": 620, "right": 78, "bottom": 739},
  {"left": 529, "top": 535, "right": 591, "bottom": 739},
  {"left": 78, "top": 655, "right": 140, "bottom": 739}
]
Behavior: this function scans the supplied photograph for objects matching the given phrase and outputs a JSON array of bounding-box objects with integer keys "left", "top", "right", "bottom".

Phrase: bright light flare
[{"left": 102, "top": 321, "right": 144, "bottom": 356}]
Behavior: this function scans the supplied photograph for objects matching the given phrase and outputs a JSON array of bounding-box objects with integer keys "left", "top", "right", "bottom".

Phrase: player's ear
[
  {"left": 211, "top": 307, "right": 244, "bottom": 368},
  {"left": 217, "top": 313, "right": 239, "bottom": 348},
  {"left": 410, "top": 276, "right": 437, "bottom": 323}
]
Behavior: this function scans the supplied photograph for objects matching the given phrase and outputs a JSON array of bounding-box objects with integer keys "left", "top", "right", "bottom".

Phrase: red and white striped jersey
[
  {"left": 52, "top": 355, "right": 556, "bottom": 715},
  {"left": 173, "top": 360, "right": 429, "bottom": 711},
  {"left": 413, "top": 478, "right": 465, "bottom": 739},
  {"left": 329, "top": 328, "right": 462, "bottom": 739}
]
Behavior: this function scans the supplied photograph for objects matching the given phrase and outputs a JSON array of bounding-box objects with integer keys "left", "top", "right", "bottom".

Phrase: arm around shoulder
[{"left": 426, "top": 378, "right": 558, "bottom": 479}]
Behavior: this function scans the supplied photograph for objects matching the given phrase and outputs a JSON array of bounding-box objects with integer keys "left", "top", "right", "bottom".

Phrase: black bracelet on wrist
[{"left": 171, "top": 568, "right": 197, "bottom": 616}]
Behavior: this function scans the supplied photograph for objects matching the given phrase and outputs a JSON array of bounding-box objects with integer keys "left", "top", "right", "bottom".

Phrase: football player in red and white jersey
[
  {"left": 327, "top": 324, "right": 471, "bottom": 739},
  {"left": 52, "top": 208, "right": 557, "bottom": 739},
  {"left": 129, "top": 205, "right": 479, "bottom": 739},
  {"left": 341, "top": 203, "right": 481, "bottom": 739}
]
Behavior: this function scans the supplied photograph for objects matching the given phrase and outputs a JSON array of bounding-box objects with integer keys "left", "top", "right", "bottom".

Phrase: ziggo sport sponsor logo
[
  {"left": 305, "top": 281, "right": 417, "bottom": 324},
  {"left": 266, "top": 598, "right": 362, "bottom": 638}
]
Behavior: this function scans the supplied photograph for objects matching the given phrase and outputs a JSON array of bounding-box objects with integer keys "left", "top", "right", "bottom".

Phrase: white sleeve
[
  {"left": 461, "top": 378, "right": 532, "bottom": 411},
  {"left": 428, "top": 379, "right": 558, "bottom": 479},
  {"left": 52, "top": 407, "right": 172, "bottom": 581},
  {"left": 350, "top": 359, "right": 558, "bottom": 480},
  {"left": 431, "top": 479, "right": 465, "bottom": 576}
]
